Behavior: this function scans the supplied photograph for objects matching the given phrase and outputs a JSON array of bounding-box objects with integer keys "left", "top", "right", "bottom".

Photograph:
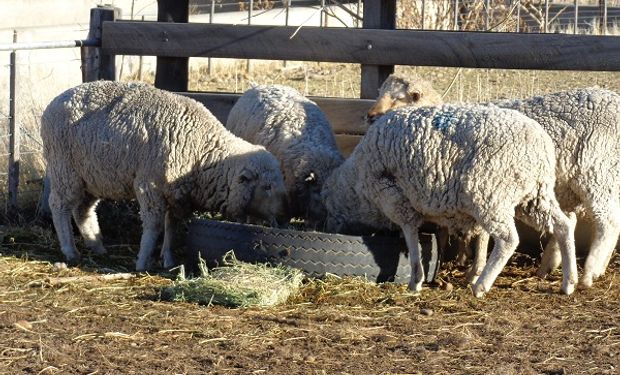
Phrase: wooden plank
[
  {"left": 102, "top": 22, "right": 620, "bottom": 71},
  {"left": 81, "top": 6, "right": 119, "bottom": 82},
  {"left": 335, "top": 134, "right": 362, "bottom": 157},
  {"left": 360, "top": 0, "right": 395, "bottom": 99},
  {"left": 181, "top": 92, "right": 374, "bottom": 135},
  {"left": 154, "top": 0, "right": 189, "bottom": 91}
]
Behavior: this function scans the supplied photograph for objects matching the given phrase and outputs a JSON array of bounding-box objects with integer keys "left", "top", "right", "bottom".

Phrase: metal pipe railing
[{"left": 0, "top": 39, "right": 98, "bottom": 52}]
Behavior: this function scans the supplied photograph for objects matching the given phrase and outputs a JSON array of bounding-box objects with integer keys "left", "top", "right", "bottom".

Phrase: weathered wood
[
  {"left": 155, "top": 0, "right": 189, "bottom": 91},
  {"left": 102, "top": 22, "right": 620, "bottom": 71},
  {"left": 360, "top": 0, "right": 395, "bottom": 99},
  {"left": 81, "top": 6, "right": 119, "bottom": 82},
  {"left": 334, "top": 134, "right": 363, "bottom": 157},
  {"left": 180, "top": 92, "right": 373, "bottom": 135},
  {"left": 8, "top": 31, "right": 19, "bottom": 215}
]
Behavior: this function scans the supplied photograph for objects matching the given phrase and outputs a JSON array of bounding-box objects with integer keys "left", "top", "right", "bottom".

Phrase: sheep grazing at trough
[
  {"left": 225, "top": 84, "right": 344, "bottom": 224},
  {"left": 322, "top": 104, "right": 578, "bottom": 297},
  {"left": 369, "top": 73, "right": 620, "bottom": 288},
  {"left": 41, "top": 81, "right": 288, "bottom": 271}
]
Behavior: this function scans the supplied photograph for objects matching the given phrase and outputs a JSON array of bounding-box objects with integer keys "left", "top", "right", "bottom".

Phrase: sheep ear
[
  {"left": 411, "top": 91, "right": 422, "bottom": 103},
  {"left": 239, "top": 169, "right": 257, "bottom": 183},
  {"left": 305, "top": 172, "right": 317, "bottom": 184}
]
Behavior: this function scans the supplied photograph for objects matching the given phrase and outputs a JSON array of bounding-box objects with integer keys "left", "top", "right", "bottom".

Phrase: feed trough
[{"left": 185, "top": 219, "right": 440, "bottom": 284}]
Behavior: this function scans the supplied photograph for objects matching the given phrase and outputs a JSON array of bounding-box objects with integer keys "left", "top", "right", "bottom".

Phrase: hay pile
[{"left": 161, "top": 254, "right": 304, "bottom": 308}]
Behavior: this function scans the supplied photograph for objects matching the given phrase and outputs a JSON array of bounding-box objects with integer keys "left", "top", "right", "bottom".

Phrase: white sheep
[
  {"left": 369, "top": 73, "right": 620, "bottom": 287},
  {"left": 225, "top": 84, "right": 344, "bottom": 223},
  {"left": 41, "top": 81, "right": 288, "bottom": 271},
  {"left": 322, "top": 104, "right": 578, "bottom": 297}
]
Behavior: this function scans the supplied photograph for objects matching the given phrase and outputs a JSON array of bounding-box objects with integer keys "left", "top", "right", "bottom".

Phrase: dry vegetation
[{"left": 1, "top": 224, "right": 619, "bottom": 374}]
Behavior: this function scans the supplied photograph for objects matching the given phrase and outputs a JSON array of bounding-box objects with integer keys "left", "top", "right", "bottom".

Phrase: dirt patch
[{"left": 1, "top": 230, "right": 619, "bottom": 374}]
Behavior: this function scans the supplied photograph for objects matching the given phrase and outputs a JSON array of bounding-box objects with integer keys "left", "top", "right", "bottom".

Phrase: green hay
[{"left": 161, "top": 253, "right": 304, "bottom": 308}]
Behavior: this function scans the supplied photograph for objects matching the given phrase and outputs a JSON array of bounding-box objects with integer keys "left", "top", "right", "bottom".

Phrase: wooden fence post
[
  {"left": 7, "top": 30, "right": 19, "bottom": 216},
  {"left": 81, "top": 6, "right": 119, "bottom": 82},
  {"left": 155, "top": 0, "right": 189, "bottom": 91},
  {"left": 360, "top": 0, "right": 396, "bottom": 99}
]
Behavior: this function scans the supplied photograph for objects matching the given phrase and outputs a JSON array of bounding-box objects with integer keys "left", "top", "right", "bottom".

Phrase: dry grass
[
  {"left": 160, "top": 254, "right": 304, "bottom": 307},
  {"left": 0, "top": 232, "right": 619, "bottom": 374}
]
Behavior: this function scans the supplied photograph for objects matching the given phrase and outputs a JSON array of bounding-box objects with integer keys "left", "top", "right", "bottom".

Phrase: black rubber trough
[{"left": 185, "top": 218, "right": 440, "bottom": 284}]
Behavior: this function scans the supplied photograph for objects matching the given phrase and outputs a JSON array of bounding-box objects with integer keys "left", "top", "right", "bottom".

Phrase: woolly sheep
[
  {"left": 226, "top": 84, "right": 344, "bottom": 223},
  {"left": 322, "top": 104, "right": 578, "bottom": 297},
  {"left": 41, "top": 81, "right": 288, "bottom": 271},
  {"left": 369, "top": 73, "right": 620, "bottom": 287}
]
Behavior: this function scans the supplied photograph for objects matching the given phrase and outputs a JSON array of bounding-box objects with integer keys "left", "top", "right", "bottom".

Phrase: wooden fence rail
[{"left": 102, "top": 21, "right": 620, "bottom": 71}]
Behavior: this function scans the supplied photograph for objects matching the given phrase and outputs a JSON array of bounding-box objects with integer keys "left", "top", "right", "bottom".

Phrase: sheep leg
[
  {"left": 160, "top": 211, "right": 177, "bottom": 269},
  {"left": 370, "top": 180, "right": 424, "bottom": 292},
  {"left": 134, "top": 182, "right": 166, "bottom": 272},
  {"left": 472, "top": 217, "right": 519, "bottom": 298},
  {"left": 72, "top": 193, "right": 106, "bottom": 255},
  {"left": 536, "top": 238, "right": 562, "bottom": 278},
  {"left": 466, "top": 232, "right": 490, "bottom": 285},
  {"left": 517, "top": 198, "right": 578, "bottom": 295},
  {"left": 581, "top": 206, "right": 620, "bottom": 288},
  {"left": 49, "top": 189, "right": 81, "bottom": 264}
]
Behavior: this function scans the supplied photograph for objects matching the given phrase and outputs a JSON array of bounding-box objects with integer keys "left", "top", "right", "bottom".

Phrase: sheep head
[{"left": 366, "top": 73, "right": 444, "bottom": 124}]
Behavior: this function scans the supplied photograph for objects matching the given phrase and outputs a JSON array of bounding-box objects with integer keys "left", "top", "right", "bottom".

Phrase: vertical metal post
[
  {"left": 246, "top": 0, "right": 253, "bottom": 72},
  {"left": 208, "top": 0, "right": 215, "bottom": 74},
  {"left": 544, "top": 0, "right": 549, "bottom": 33},
  {"left": 284, "top": 0, "right": 290, "bottom": 67},
  {"left": 600, "top": 0, "right": 607, "bottom": 35},
  {"left": 138, "top": 15, "right": 145, "bottom": 80},
  {"left": 574, "top": 0, "right": 579, "bottom": 34},
  {"left": 454, "top": 0, "right": 459, "bottom": 31},
  {"left": 516, "top": 0, "right": 521, "bottom": 32},
  {"left": 485, "top": 0, "right": 490, "bottom": 30},
  {"left": 320, "top": 0, "right": 325, "bottom": 27},
  {"left": 356, "top": 0, "right": 361, "bottom": 27},
  {"left": 421, "top": 0, "right": 426, "bottom": 29},
  {"left": 8, "top": 30, "right": 19, "bottom": 215}
]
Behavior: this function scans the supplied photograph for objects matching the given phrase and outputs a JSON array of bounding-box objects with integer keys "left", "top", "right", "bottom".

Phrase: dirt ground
[{"left": 1, "top": 222, "right": 619, "bottom": 375}]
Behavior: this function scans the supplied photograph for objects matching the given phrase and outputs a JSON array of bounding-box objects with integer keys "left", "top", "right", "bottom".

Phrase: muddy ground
[{"left": 0, "top": 222, "right": 619, "bottom": 375}]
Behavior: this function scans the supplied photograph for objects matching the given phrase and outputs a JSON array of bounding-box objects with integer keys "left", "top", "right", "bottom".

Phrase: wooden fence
[{"left": 85, "top": 0, "right": 620, "bottom": 157}]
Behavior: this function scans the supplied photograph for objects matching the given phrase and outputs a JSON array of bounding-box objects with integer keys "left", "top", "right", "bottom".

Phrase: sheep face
[
  {"left": 291, "top": 149, "right": 344, "bottom": 226},
  {"left": 366, "top": 73, "right": 443, "bottom": 124},
  {"left": 225, "top": 151, "right": 289, "bottom": 225}
]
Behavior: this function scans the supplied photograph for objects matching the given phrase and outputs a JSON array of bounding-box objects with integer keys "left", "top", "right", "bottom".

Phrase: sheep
[
  {"left": 368, "top": 73, "right": 620, "bottom": 288},
  {"left": 41, "top": 80, "right": 288, "bottom": 271},
  {"left": 366, "top": 72, "right": 443, "bottom": 123},
  {"left": 225, "top": 84, "right": 344, "bottom": 223},
  {"left": 322, "top": 103, "right": 578, "bottom": 297}
]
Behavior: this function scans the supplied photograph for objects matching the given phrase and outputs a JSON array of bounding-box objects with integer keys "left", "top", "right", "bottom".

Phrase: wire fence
[{"left": 1, "top": 0, "right": 619, "bottom": 222}]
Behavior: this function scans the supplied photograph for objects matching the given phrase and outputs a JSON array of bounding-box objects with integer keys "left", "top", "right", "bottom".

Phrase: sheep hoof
[
  {"left": 91, "top": 244, "right": 107, "bottom": 256},
  {"left": 407, "top": 280, "right": 423, "bottom": 293},
  {"left": 472, "top": 282, "right": 486, "bottom": 298},
  {"left": 561, "top": 280, "right": 576, "bottom": 295},
  {"left": 578, "top": 274, "right": 594, "bottom": 290},
  {"left": 63, "top": 251, "right": 81, "bottom": 266},
  {"left": 535, "top": 266, "right": 551, "bottom": 279},
  {"left": 162, "top": 255, "right": 177, "bottom": 270}
]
